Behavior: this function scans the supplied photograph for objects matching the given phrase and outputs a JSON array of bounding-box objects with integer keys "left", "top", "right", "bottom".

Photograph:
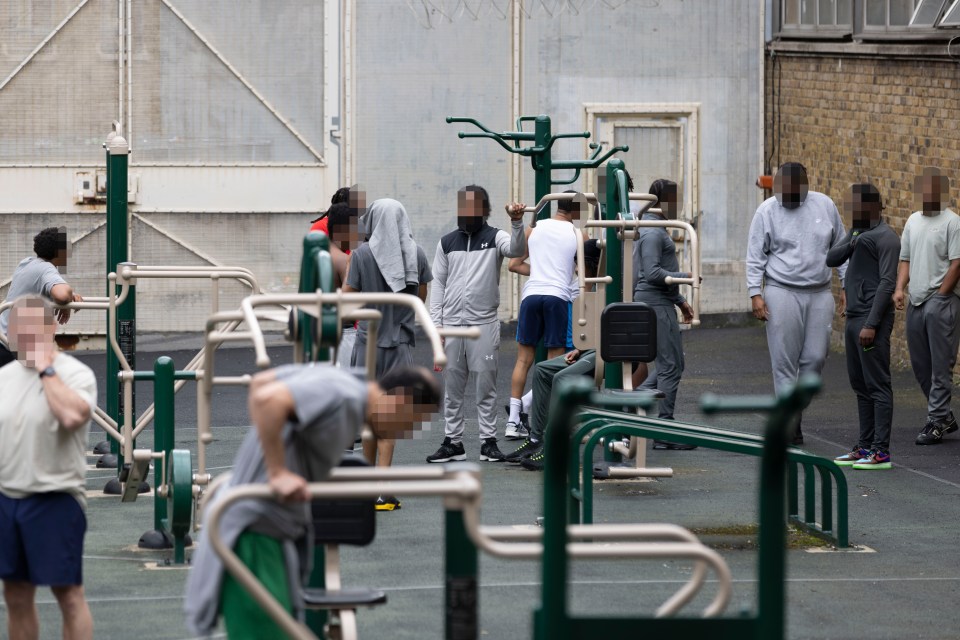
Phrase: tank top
[{"left": 522, "top": 218, "right": 578, "bottom": 301}]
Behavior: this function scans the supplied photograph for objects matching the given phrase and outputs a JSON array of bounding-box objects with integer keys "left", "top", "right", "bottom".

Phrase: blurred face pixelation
[
  {"left": 332, "top": 216, "right": 361, "bottom": 252},
  {"left": 457, "top": 190, "right": 486, "bottom": 233},
  {"left": 372, "top": 390, "right": 435, "bottom": 440},
  {"left": 659, "top": 184, "right": 679, "bottom": 219},
  {"left": 845, "top": 185, "right": 883, "bottom": 231},
  {"left": 774, "top": 165, "right": 809, "bottom": 210},
  {"left": 54, "top": 229, "right": 69, "bottom": 272},
  {"left": 8, "top": 298, "right": 55, "bottom": 368},
  {"left": 915, "top": 168, "right": 949, "bottom": 214}
]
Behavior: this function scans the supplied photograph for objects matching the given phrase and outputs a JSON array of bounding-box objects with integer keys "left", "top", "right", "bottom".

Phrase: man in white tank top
[{"left": 503, "top": 193, "right": 587, "bottom": 452}]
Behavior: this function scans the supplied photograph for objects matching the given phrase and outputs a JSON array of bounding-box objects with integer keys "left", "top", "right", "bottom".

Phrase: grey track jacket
[
  {"left": 746, "top": 191, "right": 847, "bottom": 296},
  {"left": 430, "top": 219, "right": 525, "bottom": 326}
]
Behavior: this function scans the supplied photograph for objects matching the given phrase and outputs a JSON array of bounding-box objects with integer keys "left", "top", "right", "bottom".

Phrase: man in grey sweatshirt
[
  {"left": 746, "top": 162, "right": 847, "bottom": 444},
  {"left": 826, "top": 183, "right": 899, "bottom": 469}
]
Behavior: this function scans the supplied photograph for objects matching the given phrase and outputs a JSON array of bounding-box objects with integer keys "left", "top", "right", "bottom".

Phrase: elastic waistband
[{"left": 765, "top": 277, "right": 831, "bottom": 293}]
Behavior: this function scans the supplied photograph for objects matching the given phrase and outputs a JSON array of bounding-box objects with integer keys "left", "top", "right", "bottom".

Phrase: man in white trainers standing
[{"left": 427, "top": 186, "right": 526, "bottom": 463}]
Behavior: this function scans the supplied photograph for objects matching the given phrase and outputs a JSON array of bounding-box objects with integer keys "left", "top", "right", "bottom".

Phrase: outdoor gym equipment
[{"left": 535, "top": 374, "right": 822, "bottom": 640}]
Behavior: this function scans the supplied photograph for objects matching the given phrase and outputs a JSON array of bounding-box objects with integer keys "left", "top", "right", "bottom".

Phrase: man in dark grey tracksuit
[
  {"left": 427, "top": 186, "right": 525, "bottom": 463},
  {"left": 893, "top": 168, "right": 960, "bottom": 446},
  {"left": 827, "top": 183, "right": 899, "bottom": 469},
  {"left": 746, "top": 163, "right": 847, "bottom": 445},
  {"left": 634, "top": 181, "right": 694, "bottom": 424}
]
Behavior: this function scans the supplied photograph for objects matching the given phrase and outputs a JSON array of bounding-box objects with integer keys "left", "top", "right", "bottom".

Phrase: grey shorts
[{"left": 351, "top": 338, "right": 414, "bottom": 379}]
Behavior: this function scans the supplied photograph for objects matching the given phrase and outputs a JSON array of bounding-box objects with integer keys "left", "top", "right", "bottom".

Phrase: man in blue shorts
[
  {"left": 504, "top": 193, "right": 587, "bottom": 440},
  {"left": 0, "top": 296, "right": 97, "bottom": 640}
]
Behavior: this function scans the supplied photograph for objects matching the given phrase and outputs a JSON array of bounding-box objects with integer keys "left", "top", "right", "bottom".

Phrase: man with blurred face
[
  {"left": 0, "top": 227, "right": 84, "bottom": 368},
  {"left": 325, "top": 202, "right": 362, "bottom": 368},
  {"left": 185, "top": 364, "right": 440, "bottom": 639},
  {"left": 0, "top": 296, "right": 97, "bottom": 640},
  {"left": 827, "top": 184, "right": 899, "bottom": 469},
  {"left": 893, "top": 167, "right": 960, "bottom": 445},
  {"left": 427, "top": 186, "right": 525, "bottom": 464},
  {"left": 746, "top": 162, "right": 847, "bottom": 445}
]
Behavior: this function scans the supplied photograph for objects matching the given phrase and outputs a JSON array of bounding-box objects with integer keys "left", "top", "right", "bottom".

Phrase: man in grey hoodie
[
  {"left": 746, "top": 162, "right": 847, "bottom": 444},
  {"left": 827, "top": 183, "right": 899, "bottom": 469}
]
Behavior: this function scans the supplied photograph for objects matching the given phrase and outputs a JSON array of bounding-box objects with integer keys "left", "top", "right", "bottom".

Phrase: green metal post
[
  {"left": 602, "top": 160, "right": 626, "bottom": 391},
  {"left": 445, "top": 508, "right": 479, "bottom": 640},
  {"left": 298, "top": 232, "right": 333, "bottom": 363},
  {"left": 305, "top": 547, "right": 327, "bottom": 634},
  {"left": 106, "top": 134, "right": 133, "bottom": 485},
  {"left": 533, "top": 115, "right": 553, "bottom": 218},
  {"left": 153, "top": 357, "right": 174, "bottom": 534},
  {"left": 537, "top": 378, "right": 593, "bottom": 640}
]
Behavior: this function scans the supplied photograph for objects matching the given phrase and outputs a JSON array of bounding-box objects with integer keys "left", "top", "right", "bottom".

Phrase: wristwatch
[{"left": 39, "top": 366, "right": 56, "bottom": 379}]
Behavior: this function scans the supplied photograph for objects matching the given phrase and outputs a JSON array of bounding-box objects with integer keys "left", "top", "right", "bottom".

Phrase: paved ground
[{"left": 3, "top": 323, "right": 960, "bottom": 639}]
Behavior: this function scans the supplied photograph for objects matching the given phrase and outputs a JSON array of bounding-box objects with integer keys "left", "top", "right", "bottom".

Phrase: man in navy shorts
[
  {"left": 505, "top": 193, "right": 587, "bottom": 445},
  {"left": 0, "top": 296, "right": 97, "bottom": 640}
]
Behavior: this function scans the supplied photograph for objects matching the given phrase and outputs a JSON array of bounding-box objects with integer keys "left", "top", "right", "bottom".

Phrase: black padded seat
[
  {"left": 599, "top": 302, "right": 657, "bottom": 364},
  {"left": 302, "top": 588, "right": 387, "bottom": 609}
]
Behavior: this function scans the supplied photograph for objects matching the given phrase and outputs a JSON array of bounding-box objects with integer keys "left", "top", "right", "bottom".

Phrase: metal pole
[
  {"left": 154, "top": 357, "right": 174, "bottom": 533},
  {"left": 533, "top": 115, "right": 552, "bottom": 219},
  {"left": 104, "top": 134, "right": 132, "bottom": 490},
  {"left": 445, "top": 507, "right": 478, "bottom": 640}
]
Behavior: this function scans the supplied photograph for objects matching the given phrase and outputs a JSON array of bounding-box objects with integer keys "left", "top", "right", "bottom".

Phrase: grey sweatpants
[
  {"left": 638, "top": 304, "right": 685, "bottom": 420},
  {"left": 764, "top": 285, "right": 835, "bottom": 397},
  {"left": 844, "top": 312, "right": 894, "bottom": 452},
  {"left": 906, "top": 293, "right": 960, "bottom": 421},
  {"left": 529, "top": 350, "right": 597, "bottom": 442},
  {"left": 442, "top": 321, "right": 500, "bottom": 443}
]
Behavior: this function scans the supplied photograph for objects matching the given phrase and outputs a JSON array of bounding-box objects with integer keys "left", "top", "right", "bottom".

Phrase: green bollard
[{"left": 445, "top": 508, "right": 478, "bottom": 640}]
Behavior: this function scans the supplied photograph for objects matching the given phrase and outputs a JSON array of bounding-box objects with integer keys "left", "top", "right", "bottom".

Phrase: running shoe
[
  {"left": 504, "top": 438, "right": 539, "bottom": 463},
  {"left": 375, "top": 495, "right": 401, "bottom": 511},
  {"left": 503, "top": 405, "right": 530, "bottom": 440},
  {"left": 833, "top": 447, "right": 870, "bottom": 467},
  {"left": 520, "top": 446, "right": 545, "bottom": 471},
  {"left": 852, "top": 450, "right": 892, "bottom": 470},
  {"left": 916, "top": 419, "right": 947, "bottom": 445},
  {"left": 945, "top": 412, "right": 958, "bottom": 434},
  {"left": 426, "top": 438, "right": 466, "bottom": 463},
  {"left": 479, "top": 438, "right": 506, "bottom": 462}
]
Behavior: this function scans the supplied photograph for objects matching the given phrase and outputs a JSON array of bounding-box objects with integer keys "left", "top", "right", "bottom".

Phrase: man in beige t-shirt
[{"left": 0, "top": 296, "right": 97, "bottom": 640}]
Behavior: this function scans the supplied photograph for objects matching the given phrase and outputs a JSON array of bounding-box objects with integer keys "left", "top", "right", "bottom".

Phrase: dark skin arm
[
  {"left": 248, "top": 371, "right": 310, "bottom": 502},
  {"left": 939, "top": 258, "right": 960, "bottom": 295}
]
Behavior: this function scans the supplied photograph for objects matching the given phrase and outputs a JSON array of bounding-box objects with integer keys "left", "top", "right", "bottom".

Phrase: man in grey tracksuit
[
  {"left": 893, "top": 167, "right": 960, "bottom": 445},
  {"left": 827, "top": 183, "right": 899, "bottom": 469},
  {"left": 746, "top": 162, "right": 847, "bottom": 444},
  {"left": 426, "top": 186, "right": 526, "bottom": 463},
  {"left": 634, "top": 180, "right": 695, "bottom": 430}
]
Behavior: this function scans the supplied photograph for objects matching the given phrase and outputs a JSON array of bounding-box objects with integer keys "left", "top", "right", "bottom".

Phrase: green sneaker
[
  {"left": 834, "top": 447, "right": 870, "bottom": 467},
  {"left": 852, "top": 450, "right": 891, "bottom": 470}
]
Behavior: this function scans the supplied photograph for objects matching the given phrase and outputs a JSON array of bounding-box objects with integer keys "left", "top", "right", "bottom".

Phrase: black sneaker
[
  {"left": 426, "top": 437, "right": 467, "bottom": 463},
  {"left": 916, "top": 419, "right": 947, "bottom": 445},
  {"left": 945, "top": 412, "right": 958, "bottom": 434},
  {"left": 375, "top": 495, "right": 401, "bottom": 511},
  {"left": 504, "top": 438, "right": 539, "bottom": 463},
  {"left": 479, "top": 438, "right": 505, "bottom": 462},
  {"left": 520, "top": 445, "right": 545, "bottom": 471}
]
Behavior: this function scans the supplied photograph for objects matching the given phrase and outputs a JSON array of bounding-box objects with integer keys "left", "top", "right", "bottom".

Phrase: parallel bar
[
  {"left": 803, "top": 463, "right": 816, "bottom": 525},
  {"left": 818, "top": 465, "right": 834, "bottom": 535}
]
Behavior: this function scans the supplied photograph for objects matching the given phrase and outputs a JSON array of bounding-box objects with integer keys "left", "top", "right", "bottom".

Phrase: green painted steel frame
[
  {"left": 567, "top": 409, "right": 849, "bottom": 547},
  {"left": 536, "top": 375, "right": 822, "bottom": 640},
  {"left": 298, "top": 232, "right": 337, "bottom": 363}
]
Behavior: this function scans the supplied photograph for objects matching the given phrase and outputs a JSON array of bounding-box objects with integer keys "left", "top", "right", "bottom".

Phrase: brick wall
[{"left": 764, "top": 52, "right": 960, "bottom": 369}]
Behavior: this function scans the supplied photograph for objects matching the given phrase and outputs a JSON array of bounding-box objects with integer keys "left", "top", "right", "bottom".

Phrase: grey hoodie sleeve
[
  {"left": 497, "top": 220, "right": 526, "bottom": 258},
  {"left": 429, "top": 241, "right": 447, "bottom": 327},
  {"left": 639, "top": 230, "right": 687, "bottom": 288},
  {"left": 864, "top": 230, "right": 900, "bottom": 329},
  {"left": 828, "top": 205, "right": 848, "bottom": 284},
  {"left": 745, "top": 209, "right": 769, "bottom": 297}
]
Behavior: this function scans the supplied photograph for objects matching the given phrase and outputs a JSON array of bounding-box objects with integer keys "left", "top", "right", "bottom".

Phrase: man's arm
[
  {"left": 745, "top": 210, "right": 769, "bottom": 298},
  {"left": 429, "top": 241, "right": 448, "bottom": 326},
  {"left": 248, "top": 371, "right": 308, "bottom": 502},
  {"left": 498, "top": 218, "right": 527, "bottom": 259},
  {"left": 826, "top": 230, "right": 856, "bottom": 269},
  {"left": 893, "top": 261, "right": 910, "bottom": 310},
  {"left": 508, "top": 226, "right": 534, "bottom": 275},
  {"left": 865, "top": 233, "right": 900, "bottom": 329},
  {"left": 939, "top": 259, "right": 960, "bottom": 295},
  {"left": 49, "top": 283, "right": 74, "bottom": 305},
  {"left": 638, "top": 232, "right": 686, "bottom": 287},
  {"left": 829, "top": 205, "right": 848, "bottom": 284},
  {"left": 41, "top": 371, "right": 93, "bottom": 431}
]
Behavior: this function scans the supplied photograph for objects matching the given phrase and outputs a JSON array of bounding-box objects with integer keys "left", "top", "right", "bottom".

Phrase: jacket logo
[
  {"left": 480, "top": 242, "right": 489, "bottom": 249},
  {"left": 484, "top": 354, "right": 494, "bottom": 361}
]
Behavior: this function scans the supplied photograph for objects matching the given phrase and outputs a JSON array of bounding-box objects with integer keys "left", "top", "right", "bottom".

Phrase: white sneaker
[{"left": 504, "top": 421, "right": 522, "bottom": 440}]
